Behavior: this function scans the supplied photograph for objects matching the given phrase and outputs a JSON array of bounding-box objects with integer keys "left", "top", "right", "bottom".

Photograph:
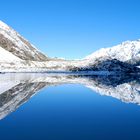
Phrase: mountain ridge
[
  {"left": 0, "top": 20, "right": 140, "bottom": 73},
  {"left": 85, "top": 39, "right": 140, "bottom": 66}
]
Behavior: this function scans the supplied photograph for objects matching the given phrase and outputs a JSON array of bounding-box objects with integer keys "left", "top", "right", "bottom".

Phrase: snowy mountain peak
[{"left": 85, "top": 39, "right": 140, "bottom": 65}]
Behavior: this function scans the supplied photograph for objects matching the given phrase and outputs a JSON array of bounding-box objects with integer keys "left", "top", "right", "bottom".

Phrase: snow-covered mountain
[
  {"left": 69, "top": 40, "right": 140, "bottom": 72},
  {"left": 85, "top": 40, "right": 140, "bottom": 66},
  {"left": 0, "top": 20, "right": 140, "bottom": 73},
  {"left": 0, "top": 21, "right": 48, "bottom": 61}
]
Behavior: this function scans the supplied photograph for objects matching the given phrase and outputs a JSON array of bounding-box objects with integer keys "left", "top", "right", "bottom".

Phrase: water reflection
[{"left": 0, "top": 73, "right": 140, "bottom": 120}]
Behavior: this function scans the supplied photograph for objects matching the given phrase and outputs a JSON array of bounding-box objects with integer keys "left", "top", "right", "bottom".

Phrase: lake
[{"left": 0, "top": 73, "right": 140, "bottom": 140}]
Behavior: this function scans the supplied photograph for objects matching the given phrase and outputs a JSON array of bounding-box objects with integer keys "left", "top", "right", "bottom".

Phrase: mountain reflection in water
[{"left": 0, "top": 73, "right": 140, "bottom": 120}]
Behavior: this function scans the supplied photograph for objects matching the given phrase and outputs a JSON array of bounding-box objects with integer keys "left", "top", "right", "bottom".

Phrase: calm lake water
[{"left": 0, "top": 73, "right": 140, "bottom": 140}]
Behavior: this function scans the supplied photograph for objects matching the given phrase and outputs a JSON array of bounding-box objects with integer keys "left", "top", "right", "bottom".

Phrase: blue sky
[{"left": 1, "top": 0, "right": 140, "bottom": 59}]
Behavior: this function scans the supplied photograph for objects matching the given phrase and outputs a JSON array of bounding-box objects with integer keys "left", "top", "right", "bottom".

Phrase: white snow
[
  {"left": 0, "top": 46, "right": 21, "bottom": 62},
  {"left": 85, "top": 40, "right": 140, "bottom": 63},
  {"left": 0, "top": 21, "right": 10, "bottom": 30}
]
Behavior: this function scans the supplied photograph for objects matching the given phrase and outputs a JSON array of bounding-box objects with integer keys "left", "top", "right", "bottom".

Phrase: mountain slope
[
  {"left": 0, "top": 21, "right": 48, "bottom": 61},
  {"left": 85, "top": 40, "right": 140, "bottom": 66},
  {"left": 0, "top": 46, "right": 21, "bottom": 62}
]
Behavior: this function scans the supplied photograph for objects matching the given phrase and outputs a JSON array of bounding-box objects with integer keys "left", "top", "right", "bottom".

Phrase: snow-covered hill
[{"left": 85, "top": 40, "right": 140, "bottom": 66}]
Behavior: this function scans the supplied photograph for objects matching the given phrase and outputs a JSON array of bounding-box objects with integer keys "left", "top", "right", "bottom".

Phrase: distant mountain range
[{"left": 0, "top": 20, "right": 140, "bottom": 73}]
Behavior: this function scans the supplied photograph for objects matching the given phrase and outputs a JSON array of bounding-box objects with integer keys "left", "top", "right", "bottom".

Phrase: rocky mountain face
[
  {"left": 0, "top": 20, "right": 140, "bottom": 73},
  {"left": 0, "top": 21, "right": 48, "bottom": 61},
  {"left": 69, "top": 59, "right": 140, "bottom": 73}
]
